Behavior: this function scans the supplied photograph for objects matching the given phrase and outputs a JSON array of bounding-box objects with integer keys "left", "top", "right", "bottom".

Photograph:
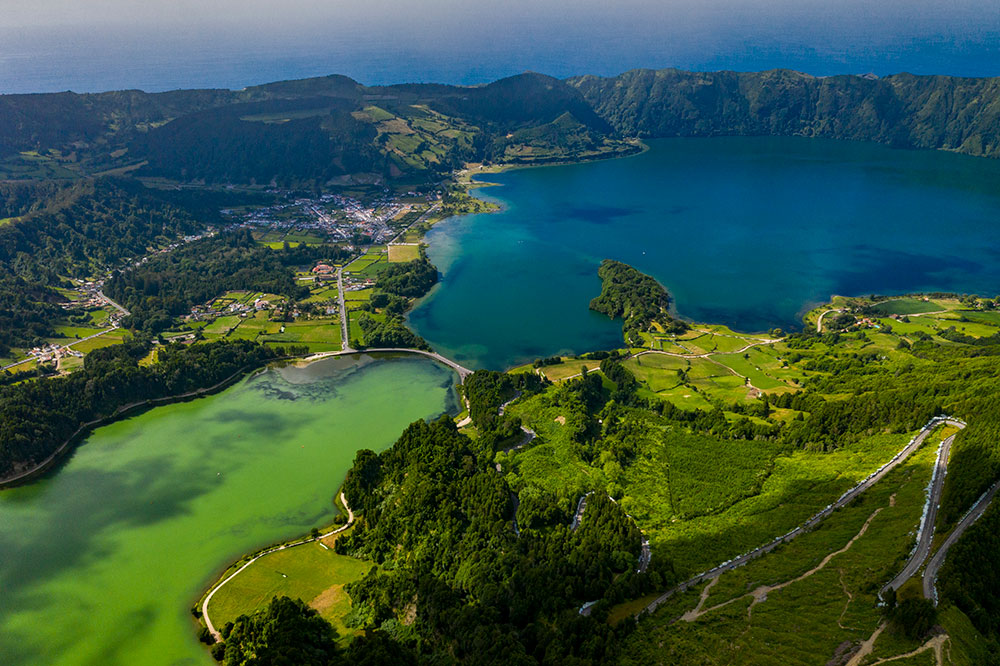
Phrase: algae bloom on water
[{"left": 0, "top": 354, "right": 459, "bottom": 666}]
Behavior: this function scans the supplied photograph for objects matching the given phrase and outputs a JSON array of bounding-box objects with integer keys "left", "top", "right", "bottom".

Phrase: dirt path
[
  {"left": 201, "top": 491, "right": 355, "bottom": 642},
  {"left": 643, "top": 417, "right": 952, "bottom": 618},
  {"left": 817, "top": 309, "right": 843, "bottom": 333},
  {"left": 847, "top": 623, "right": 887, "bottom": 666},
  {"left": 867, "top": 634, "right": 949, "bottom": 666},
  {"left": 837, "top": 569, "right": 856, "bottom": 630},
  {"left": 679, "top": 577, "right": 721, "bottom": 622},
  {"left": 746, "top": 508, "right": 882, "bottom": 618},
  {"left": 680, "top": 508, "right": 882, "bottom": 624}
]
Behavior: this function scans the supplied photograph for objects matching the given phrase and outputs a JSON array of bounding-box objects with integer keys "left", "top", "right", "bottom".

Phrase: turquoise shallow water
[
  {"left": 0, "top": 354, "right": 458, "bottom": 665},
  {"left": 409, "top": 137, "right": 1000, "bottom": 370}
]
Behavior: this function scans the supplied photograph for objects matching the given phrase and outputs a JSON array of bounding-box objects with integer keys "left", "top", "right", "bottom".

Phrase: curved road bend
[
  {"left": 201, "top": 492, "right": 355, "bottom": 642},
  {"left": 924, "top": 477, "right": 1000, "bottom": 603},
  {"left": 551, "top": 338, "right": 781, "bottom": 384},
  {"left": 642, "top": 416, "right": 955, "bottom": 617},
  {"left": 306, "top": 347, "right": 473, "bottom": 380},
  {"left": 816, "top": 309, "right": 843, "bottom": 333},
  {"left": 884, "top": 424, "right": 965, "bottom": 594}
]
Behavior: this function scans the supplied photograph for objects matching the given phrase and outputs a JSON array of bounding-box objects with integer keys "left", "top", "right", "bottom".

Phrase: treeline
[
  {"left": 354, "top": 313, "right": 430, "bottom": 351},
  {"left": 939, "top": 501, "right": 1000, "bottom": 643},
  {"left": 132, "top": 100, "right": 384, "bottom": 187},
  {"left": 781, "top": 327, "right": 1000, "bottom": 527},
  {"left": 374, "top": 257, "right": 437, "bottom": 299},
  {"left": 0, "top": 178, "right": 210, "bottom": 282},
  {"left": 218, "top": 596, "right": 415, "bottom": 666},
  {"left": 590, "top": 259, "right": 687, "bottom": 345},
  {"left": 463, "top": 369, "right": 546, "bottom": 432},
  {"left": 569, "top": 68, "right": 1000, "bottom": 160},
  {"left": 106, "top": 231, "right": 347, "bottom": 333},
  {"left": 0, "top": 276, "right": 62, "bottom": 355},
  {"left": 353, "top": 257, "right": 439, "bottom": 350},
  {"left": 0, "top": 338, "right": 280, "bottom": 478},
  {"left": 333, "top": 416, "right": 663, "bottom": 663},
  {"left": 0, "top": 178, "right": 264, "bottom": 351}
]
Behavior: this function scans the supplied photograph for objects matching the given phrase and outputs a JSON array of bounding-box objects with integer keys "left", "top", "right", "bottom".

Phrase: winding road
[
  {"left": 816, "top": 308, "right": 843, "bottom": 333},
  {"left": 641, "top": 416, "right": 957, "bottom": 617},
  {"left": 884, "top": 423, "right": 964, "bottom": 594},
  {"left": 924, "top": 476, "right": 1000, "bottom": 603},
  {"left": 201, "top": 492, "right": 355, "bottom": 642}
]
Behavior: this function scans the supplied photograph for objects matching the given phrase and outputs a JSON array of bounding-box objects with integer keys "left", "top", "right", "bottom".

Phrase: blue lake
[{"left": 409, "top": 137, "right": 1000, "bottom": 370}]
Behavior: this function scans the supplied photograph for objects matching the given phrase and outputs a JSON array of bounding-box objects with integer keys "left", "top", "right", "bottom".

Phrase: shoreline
[{"left": 0, "top": 348, "right": 469, "bottom": 491}]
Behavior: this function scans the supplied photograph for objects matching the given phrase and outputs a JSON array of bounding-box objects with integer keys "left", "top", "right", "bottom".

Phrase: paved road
[
  {"left": 642, "top": 416, "right": 955, "bottom": 617},
  {"left": 924, "top": 477, "right": 1000, "bottom": 603},
  {"left": 98, "top": 290, "right": 131, "bottom": 317},
  {"left": 201, "top": 492, "right": 355, "bottom": 642},
  {"left": 388, "top": 203, "right": 440, "bottom": 245},
  {"left": 306, "top": 347, "right": 473, "bottom": 380},
  {"left": 336, "top": 267, "right": 351, "bottom": 352},
  {"left": 884, "top": 425, "right": 964, "bottom": 593},
  {"left": 816, "top": 309, "right": 844, "bottom": 333},
  {"left": 570, "top": 492, "right": 594, "bottom": 531}
]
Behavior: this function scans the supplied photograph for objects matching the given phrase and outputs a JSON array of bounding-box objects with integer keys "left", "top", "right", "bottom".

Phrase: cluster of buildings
[
  {"left": 185, "top": 295, "right": 282, "bottom": 323},
  {"left": 224, "top": 192, "right": 422, "bottom": 244},
  {"left": 25, "top": 343, "right": 83, "bottom": 366}
]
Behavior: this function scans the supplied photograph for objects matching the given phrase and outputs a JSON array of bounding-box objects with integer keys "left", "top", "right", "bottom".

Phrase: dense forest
[
  {"left": 0, "top": 178, "right": 246, "bottom": 282},
  {"left": 569, "top": 68, "right": 1000, "bottom": 159},
  {"left": 3, "top": 70, "right": 1000, "bottom": 192},
  {"left": 590, "top": 259, "right": 688, "bottom": 345},
  {"left": 353, "top": 257, "right": 439, "bottom": 349},
  {"left": 0, "top": 178, "right": 257, "bottom": 352},
  {"left": 0, "top": 339, "right": 287, "bottom": 479},
  {"left": 105, "top": 231, "right": 347, "bottom": 333},
  {"left": 220, "top": 596, "right": 417, "bottom": 666},
  {"left": 328, "top": 416, "right": 663, "bottom": 664}
]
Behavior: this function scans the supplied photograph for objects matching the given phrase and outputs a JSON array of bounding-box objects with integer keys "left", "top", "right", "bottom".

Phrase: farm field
[
  {"left": 206, "top": 541, "right": 370, "bottom": 641},
  {"left": 618, "top": 431, "right": 947, "bottom": 665},
  {"left": 388, "top": 244, "right": 420, "bottom": 262},
  {"left": 344, "top": 247, "right": 389, "bottom": 275}
]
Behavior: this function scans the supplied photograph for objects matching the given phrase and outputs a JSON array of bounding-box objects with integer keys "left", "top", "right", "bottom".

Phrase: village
[
  {"left": 2, "top": 189, "right": 436, "bottom": 375},
  {"left": 223, "top": 190, "right": 434, "bottom": 245}
]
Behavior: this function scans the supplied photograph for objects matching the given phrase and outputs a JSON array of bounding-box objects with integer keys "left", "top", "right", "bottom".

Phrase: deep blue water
[{"left": 409, "top": 137, "right": 1000, "bottom": 370}]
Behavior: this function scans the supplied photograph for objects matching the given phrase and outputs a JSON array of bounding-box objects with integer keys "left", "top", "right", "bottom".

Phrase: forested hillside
[
  {"left": 569, "top": 68, "right": 1000, "bottom": 158},
  {"left": 105, "top": 231, "right": 346, "bottom": 333},
  {"left": 0, "top": 339, "right": 287, "bottom": 479}
]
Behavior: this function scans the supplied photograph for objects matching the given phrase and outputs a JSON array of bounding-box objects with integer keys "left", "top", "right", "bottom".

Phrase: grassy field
[
  {"left": 871, "top": 297, "right": 951, "bottom": 316},
  {"left": 302, "top": 284, "right": 339, "bottom": 304},
  {"left": 388, "top": 244, "right": 420, "bottom": 262},
  {"left": 617, "top": 430, "right": 956, "bottom": 666},
  {"left": 69, "top": 329, "right": 127, "bottom": 353},
  {"left": 345, "top": 247, "right": 389, "bottom": 276},
  {"left": 207, "top": 541, "right": 370, "bottom": 640},
  {"left": 343, "top": 288, "right": 373, "bottom": 311}
]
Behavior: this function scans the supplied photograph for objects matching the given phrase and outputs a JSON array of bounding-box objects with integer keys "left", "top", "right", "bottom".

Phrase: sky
[{"left": 1, "top": 0, "right": 998, "bottom": 93}]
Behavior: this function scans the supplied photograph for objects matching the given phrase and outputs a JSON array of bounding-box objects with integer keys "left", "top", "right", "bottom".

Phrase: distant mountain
[
  {"left": 568, "top": 68, "right": 1000, "bottom": 158},
  {"left": 1, "top": 68, "right": 999, "bottom": 187}
]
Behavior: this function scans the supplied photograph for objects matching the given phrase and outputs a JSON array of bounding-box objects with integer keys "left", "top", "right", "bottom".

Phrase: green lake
[{"left": 0, "top": 354, "right": 459, "bottom": 665}]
